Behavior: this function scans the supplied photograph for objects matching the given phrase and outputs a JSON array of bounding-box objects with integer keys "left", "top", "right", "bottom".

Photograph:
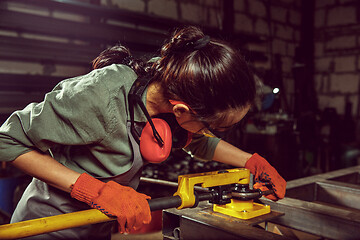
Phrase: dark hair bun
[{"left": 161, "top": 26, "right": 205, "bottom": 56}]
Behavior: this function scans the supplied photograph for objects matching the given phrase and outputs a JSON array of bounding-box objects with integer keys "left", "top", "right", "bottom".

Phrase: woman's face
[{"left": 176, "top": 105, "right": 251, "bottom": 137}]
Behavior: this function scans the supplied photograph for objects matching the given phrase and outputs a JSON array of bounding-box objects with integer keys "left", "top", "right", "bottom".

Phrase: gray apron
[{"left": 11, "top": 122, "right": 146, "bottom": 240}]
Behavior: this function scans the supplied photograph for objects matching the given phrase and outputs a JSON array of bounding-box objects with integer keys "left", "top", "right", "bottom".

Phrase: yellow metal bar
[
  {"left": 0, "top": 209, "right": 114, "bottom": 239},
  {"left": 173, "top": 168, "right": 250, "bottom": 209}
]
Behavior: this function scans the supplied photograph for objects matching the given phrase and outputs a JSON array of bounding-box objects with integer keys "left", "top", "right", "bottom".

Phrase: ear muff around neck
[
  {"left": 128, "top": 77, "right": 192, "bottom": 164},
  {"left": 128, "top": 76, "right": 168, "bottom": 162},
  {"left": 140, "top": 118, "right": 172, "bottom": 163}
]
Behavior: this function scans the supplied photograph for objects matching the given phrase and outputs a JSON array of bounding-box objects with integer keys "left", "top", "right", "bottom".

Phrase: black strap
[{"left": 128, "top": 76, "right": 164, "bottom": 146}]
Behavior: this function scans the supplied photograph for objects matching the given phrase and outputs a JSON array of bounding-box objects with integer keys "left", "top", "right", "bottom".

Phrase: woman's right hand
[{"left": 70, "top": 173, "right": 151, "bottom": 233}]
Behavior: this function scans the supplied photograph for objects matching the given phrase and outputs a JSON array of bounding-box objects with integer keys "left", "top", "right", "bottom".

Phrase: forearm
[
  {"left": 11, "top": 150, "right": 81, "bottom": 192},
  {"left": 212, "top": 140, "right": 252, "bottom": 167}
]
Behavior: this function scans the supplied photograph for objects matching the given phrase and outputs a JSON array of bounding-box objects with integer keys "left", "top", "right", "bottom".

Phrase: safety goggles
[
  {"left": 200, "top": 120, "right": 242, "bottom": 138},
  {"left": 169, "top": 100, "right": 240, "bottom": 138}
]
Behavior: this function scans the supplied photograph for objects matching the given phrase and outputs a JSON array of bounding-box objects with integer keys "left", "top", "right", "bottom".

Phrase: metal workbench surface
[{"left": 262, "top": 165, "right": 360, "bottom": 240}]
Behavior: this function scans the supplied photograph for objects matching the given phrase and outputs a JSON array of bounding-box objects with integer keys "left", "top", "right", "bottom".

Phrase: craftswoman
[{"left": 0, "top": 26, "right": 286, "bottom": 239}]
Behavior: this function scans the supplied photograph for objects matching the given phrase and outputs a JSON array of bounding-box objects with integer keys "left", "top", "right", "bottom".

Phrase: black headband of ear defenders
[{"left": 128, "top": 76, "right": 164, "bottom": 146}]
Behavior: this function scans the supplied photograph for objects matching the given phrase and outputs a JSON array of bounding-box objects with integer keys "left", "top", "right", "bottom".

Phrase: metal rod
[
  {"left": 198, "top": 192, "right": 215, "bottom": 202},
  {"left": 140, "top": 177, "right": 209, "bottom": 192},
  {"left": 0, "top": 209, "right": 111, "bottom": 240},
  {"left": 0, "top": 193, "right": 211, "bottom": 239},
  {"left": 140, "top": 177, "right": 179, "bottom": 188},
  {"left": 148, "top": 196, "right": 182, "bottom": 212},
  {"left": 231, "top": 190, "right": 274, "bottom": 201}
]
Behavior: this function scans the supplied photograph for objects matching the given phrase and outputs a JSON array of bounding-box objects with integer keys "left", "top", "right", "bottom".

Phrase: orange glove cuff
[
  {"left": 245, "top": 153, "right": 258, "bottom": 174},
  {"left": 70, "top": 173, "right": 105, "bottom": 204},
  {"left": 70, "top": 172, "right": 152, "bottom": 234}
]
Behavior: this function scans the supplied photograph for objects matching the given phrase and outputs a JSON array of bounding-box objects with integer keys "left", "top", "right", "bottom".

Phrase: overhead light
[{"left": 272, "top": 87, "right": 280, "bottom": 94}]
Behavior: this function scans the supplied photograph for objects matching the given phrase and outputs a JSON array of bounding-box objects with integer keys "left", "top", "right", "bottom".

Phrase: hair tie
[{"left": 193, "top": 35, "right": 210, "bottom": 50}]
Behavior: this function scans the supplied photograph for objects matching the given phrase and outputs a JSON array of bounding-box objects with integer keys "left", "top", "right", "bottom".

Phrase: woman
[{"left": 0, "top": 26, "right": 285, "bottom": 239}]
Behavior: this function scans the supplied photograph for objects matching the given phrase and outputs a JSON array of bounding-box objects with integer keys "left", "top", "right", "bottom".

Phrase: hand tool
[{"left": 0, "top": 168, "right": 273, "bottom": 239}]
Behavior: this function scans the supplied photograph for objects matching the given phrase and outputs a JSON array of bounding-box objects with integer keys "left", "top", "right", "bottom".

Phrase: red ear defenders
[
  {"left": 139, "top": 118, "right": 173, "bottom": 163},
  {"left": 128, "top": 77, "right": 192, "bottom": 163}
]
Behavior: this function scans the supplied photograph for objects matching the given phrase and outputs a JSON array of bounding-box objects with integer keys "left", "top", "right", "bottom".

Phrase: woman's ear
[{"left": 172, "top": 103, "right": 190, "bottom": 118}]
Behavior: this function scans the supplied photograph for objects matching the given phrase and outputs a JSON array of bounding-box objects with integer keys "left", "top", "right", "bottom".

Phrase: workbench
[
  {"left": 162, "top": 201, "right": 288, "bottom": 240},
  {"left": 2, "top": 167, "right": 360, "bottom": 239},
  {"left": 262, "top": 165, "right": 360, "bottom": 240},
  {"left": 162, "top": 166, "right": 360, "bottom": 240}
]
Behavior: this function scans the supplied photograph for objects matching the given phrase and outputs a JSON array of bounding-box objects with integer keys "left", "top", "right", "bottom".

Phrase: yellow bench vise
[{"left": 173, "top": 168, "right": 271, "bottom": 220}]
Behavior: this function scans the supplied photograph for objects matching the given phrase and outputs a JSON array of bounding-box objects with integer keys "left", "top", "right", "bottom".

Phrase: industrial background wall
[
  {"left": 0, "top": 0, "right": 303, "bottom": 122},
  {"left": 0, "top": 0, "right": 359, "bottom": 202},
  {"left": 1, "top": 0, "right": 360, "bottom": 239}
]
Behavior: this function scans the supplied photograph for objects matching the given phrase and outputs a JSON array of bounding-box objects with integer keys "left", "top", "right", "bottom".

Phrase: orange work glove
[
  {"left": 70, "top": 173, "right": 151, "bottom": 233},
  {"left": 245, "top": 153, "right": 286, "bottom": 201}
]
